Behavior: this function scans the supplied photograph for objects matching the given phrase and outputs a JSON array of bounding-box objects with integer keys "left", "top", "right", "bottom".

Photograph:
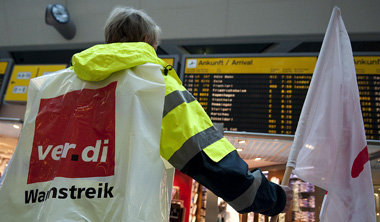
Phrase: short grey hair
[{"left": 104, "top": 7, "right": 161, "bottom": 46}]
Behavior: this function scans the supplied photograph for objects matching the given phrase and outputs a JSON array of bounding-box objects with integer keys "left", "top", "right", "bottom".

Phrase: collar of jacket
[{"left": 70, "top": 42, "right": 167, "bottom": 82}]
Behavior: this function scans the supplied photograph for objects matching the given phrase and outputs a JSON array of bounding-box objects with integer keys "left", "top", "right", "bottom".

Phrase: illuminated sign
[
  {"left": 184, "top": 57, "right": 317, "bottom": 74},
  {"left": 0, "top": 60, "right": 12, "bottom": 106},
  {"left": 161, "top": 58, "right": 175, "bottom": 66},
  {"left": 5, "top": 64, "right": 67, "bottom": 102},
  {"left": 0, "top": 62, "right": 8, "bottom": 74},
  {"left": 354, "top": 56, "right": 380, "bottom": 74}
]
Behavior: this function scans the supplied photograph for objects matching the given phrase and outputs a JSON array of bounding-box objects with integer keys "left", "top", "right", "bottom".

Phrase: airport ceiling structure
[
  {"left": 157, "top": 37, "right": 380, "bottom": 55},
  {"left": 6, "top": 38, "right": 380, "bottom": 65}
]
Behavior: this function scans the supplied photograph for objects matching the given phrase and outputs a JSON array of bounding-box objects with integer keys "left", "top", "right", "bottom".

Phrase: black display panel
[{"left": 181, "top": 55, "right": 380, "bottom": 140}]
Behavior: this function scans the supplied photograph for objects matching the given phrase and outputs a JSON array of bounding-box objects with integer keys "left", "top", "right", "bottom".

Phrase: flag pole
[{"left": 269, "top": 166, "right": 294, "bottom": 222}]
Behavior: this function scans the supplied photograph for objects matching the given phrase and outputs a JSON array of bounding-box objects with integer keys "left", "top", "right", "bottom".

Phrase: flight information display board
[{"left": 181, "top": 55, "right": 380, "bottom": 140}]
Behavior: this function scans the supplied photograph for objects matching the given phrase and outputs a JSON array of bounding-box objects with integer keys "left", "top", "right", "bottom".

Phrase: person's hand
[{"left": 280, "top": 185, "right": 293, "bottom": 212}]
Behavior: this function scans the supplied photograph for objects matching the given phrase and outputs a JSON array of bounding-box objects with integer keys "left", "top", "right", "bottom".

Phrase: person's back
[{"left": 0, "top": 42, "right": 177, "bottom": 221}]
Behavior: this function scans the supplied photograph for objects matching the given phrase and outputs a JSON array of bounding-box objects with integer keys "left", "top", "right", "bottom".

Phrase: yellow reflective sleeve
[
  {"left": 161, "top": 69, "right": 236, "bottom": 163},
  {"left": 203, "top": 138, "right": 236, "bottom": 162},
  {"left": 160, "top": 100, "right": 212, "bottom": 160}
]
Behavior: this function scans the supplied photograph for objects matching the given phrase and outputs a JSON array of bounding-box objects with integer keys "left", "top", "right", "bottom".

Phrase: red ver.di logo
[{"left": 27, "top": 82, "right": 117, "bottom": 184}]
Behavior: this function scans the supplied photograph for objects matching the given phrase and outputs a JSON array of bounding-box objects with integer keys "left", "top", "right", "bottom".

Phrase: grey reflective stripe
[
  {"left": 168, "top": 126, "right": 223, "bottom": 170},
  {"left": 227, "top": 170, "right": 263, "bottom": 212},
  {"left": 163, "top": 90, "right": 195, "bottom": 117}
]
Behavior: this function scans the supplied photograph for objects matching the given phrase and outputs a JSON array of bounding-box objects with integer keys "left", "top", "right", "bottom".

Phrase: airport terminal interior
[{"left": 0, "top": 1, "right": 379, "bottom": 221}]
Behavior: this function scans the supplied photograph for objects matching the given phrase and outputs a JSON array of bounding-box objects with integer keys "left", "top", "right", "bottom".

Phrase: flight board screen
[{"left": 182, "top": 56, "right": 380, "bottom": 140}]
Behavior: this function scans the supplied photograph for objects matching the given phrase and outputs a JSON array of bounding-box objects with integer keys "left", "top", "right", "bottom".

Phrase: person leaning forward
[{"left": 74, "top": 6, "right": 293, "bottom": 219}]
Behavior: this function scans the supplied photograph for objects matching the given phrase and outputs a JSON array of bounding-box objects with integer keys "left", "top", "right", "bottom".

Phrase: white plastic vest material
[{"left": 0, "top": 63, "right": 174, "bottom": 222}]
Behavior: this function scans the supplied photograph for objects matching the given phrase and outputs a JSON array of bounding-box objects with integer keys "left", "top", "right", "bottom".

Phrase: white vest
[{"left": 0, "top": 63, "right": 174, "bottom": 222}]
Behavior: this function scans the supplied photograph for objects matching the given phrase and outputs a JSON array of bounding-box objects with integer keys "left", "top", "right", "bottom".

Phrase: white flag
[{"left": 287, "top": 7, "right": 376, "bottom": 222}]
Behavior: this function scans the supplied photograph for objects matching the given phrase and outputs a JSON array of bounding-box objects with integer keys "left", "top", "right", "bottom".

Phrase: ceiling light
[
  {"left": 238, "top": 140, "right": 246, "bottom": 144},
  {"left": 237, "top": 148, "right": 243, "bottom": 152},
  {"left": 13, "top": 124, "right": 20, "bottom": 129},
  {"left": 254, "top": 157, "right": 261, "bottom": 161},
  {"left": 262, "top": 171, "right": 269, "bottom": 174}
]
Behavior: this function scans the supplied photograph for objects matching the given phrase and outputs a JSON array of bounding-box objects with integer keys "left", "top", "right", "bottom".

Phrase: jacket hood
[{"left": 71, "top": 42, "right": 167, "bottom": 81}]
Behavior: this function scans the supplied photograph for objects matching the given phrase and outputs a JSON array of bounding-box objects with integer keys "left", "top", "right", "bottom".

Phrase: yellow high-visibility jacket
[{"left": 72, "top": 42, "right": 286, "bottom": 216}]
